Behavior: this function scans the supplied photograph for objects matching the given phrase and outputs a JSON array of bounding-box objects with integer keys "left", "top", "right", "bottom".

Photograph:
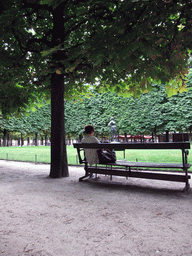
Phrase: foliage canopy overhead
[{"left": 0, "top": 0, "right": 192, "bottom": 114}]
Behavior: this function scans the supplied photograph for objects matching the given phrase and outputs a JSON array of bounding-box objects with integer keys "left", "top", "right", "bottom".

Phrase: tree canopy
[{"left": 1, "top": 0, "right": 192, "bottom": 110}]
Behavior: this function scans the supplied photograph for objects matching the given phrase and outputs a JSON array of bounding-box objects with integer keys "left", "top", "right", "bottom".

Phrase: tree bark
[
  {"left": 35, "top": 132, "right": 38, "bottom": 146},
  {"left": 45, "top": 134, "right": 48, "bottom": 146},
  {"left": 3, "top": 129, "right": 7, "bottom": 147},
  {"left": 49, "top": 2, "right": 68, "bottom": 178},
  {"left": 49, "top": 73, "right": 69, "bottom": 178}
]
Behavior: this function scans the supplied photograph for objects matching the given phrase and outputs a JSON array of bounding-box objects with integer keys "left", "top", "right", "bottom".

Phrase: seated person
[{"left": 81, "top": 125, "right": 100, "bottom": 165}]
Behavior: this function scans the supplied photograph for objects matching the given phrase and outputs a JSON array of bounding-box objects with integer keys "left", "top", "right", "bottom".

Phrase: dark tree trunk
[
  {"left": 49, "top": 73, "right": 68, "bottom": 178},
  {"left": 45, "top": 134, "right": 48, "bottom": 146},
  {"left": 3, "top": 129, "right": 7, "bottom": 147},
  {"left": 166, "top": 130, "right": 169, "bottom": 142},
  {"left": 49, "top": 3, "right": 68, "bottom": 178},
  {"left": 21, "top": 133, "right": 24, "bottom": 146},
  {"left": 6, "top": 133, "right": 9, "bottom": 147},
  {"left": 35, "top": 132, "right": 38, "bottom": 146}
]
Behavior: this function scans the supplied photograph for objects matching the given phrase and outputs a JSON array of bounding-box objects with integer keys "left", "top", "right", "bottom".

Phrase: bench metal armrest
[{"left": 76, "top": 147, "right": 87, "bottom": 164}]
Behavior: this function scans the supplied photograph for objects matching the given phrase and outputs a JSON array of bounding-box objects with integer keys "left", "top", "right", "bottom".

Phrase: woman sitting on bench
[
  {"left": 81, "top": 125, "right": 100, "bottom": 166},
  {"left": 82, "top": 125, "right": 116, "bottom": 165}
]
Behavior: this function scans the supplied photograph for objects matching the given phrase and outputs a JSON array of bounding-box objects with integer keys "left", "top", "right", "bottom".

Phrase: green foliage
[
  {"left": 2, "top": 70, "right": 192, "bottom": 138},
  {"left": 1, "top": 0, "right": 192, "bottom": 116},
  {"left": 0, "top": 102, "right": 51, "bottom": 138},
  {"left": 65, "top": 74, "right": 192, "bottom": 136}
]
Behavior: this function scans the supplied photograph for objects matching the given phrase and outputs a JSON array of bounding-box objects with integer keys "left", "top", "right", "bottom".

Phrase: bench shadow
[
  {"left": 81, "top": 176, "right": 191, "bottom": 197},
  {"left": 34, "top": 173, "right": 191, "bottom": 198}
]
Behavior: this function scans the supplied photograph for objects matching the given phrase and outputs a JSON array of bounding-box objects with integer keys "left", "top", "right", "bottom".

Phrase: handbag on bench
[{"left": 97, "top": 149, "right": 116, "bottom": 164}]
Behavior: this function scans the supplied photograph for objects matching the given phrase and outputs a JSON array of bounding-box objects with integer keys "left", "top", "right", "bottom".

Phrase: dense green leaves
[
  {"left": 1, "top": 0, "right": 192, "bottom": 115},
  {"left": 0, "top": 103, "right": 51, "bottom": 138},
  {"left": 2, "top": 70, "right": 192, "bottom": 139}
]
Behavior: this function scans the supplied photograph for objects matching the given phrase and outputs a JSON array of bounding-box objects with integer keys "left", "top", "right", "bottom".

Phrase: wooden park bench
[{"left": 73, "top": 142, "right": 191, "bottom": 191}]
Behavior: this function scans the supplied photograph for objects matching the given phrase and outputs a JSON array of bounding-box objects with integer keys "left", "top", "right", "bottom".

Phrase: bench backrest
[
  {"left": 73, "top": 142, "right": 191, "bottom": 165},
  {"left": 74, "top": 142, "right": 191, "bottom": 150}
]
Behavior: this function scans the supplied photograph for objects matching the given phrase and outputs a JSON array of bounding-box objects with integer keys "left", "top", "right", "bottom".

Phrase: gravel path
[{"left": 0, "top": 160, "right": 192, "bottom": 256}]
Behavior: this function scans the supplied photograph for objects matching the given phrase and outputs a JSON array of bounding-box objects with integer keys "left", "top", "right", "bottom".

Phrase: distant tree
[{"left": 2, "top": 79, "right": 192, "bottom": 144}]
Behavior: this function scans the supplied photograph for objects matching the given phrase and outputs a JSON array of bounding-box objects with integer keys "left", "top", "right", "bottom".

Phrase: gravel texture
[{"left": 0, "top": 160, "right": 192, "bottom": 256}]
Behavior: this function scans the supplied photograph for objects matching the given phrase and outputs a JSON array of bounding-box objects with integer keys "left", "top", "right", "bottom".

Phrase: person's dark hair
[{"left": 84, "top": 125, "right": 94, "bottom": 134}]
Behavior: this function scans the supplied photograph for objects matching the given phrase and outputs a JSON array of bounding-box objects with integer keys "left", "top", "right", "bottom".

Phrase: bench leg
[
  {"left": 183, "top": 167, "right": 190, "bottom": 192},
  {"left": 79, "top": 168, "right": 92, "bottom": 182},
  {"left": 79, "top": 173, "right": 91, "bottom": 182},
  {"left": 110, "top": 165, "right": 112, "bottom": 180},
  {"left": 125, "top": 167, "right": 129, "bottom": 180},
  {"left": 183, "top": 183, "right": 190, "bottom": 192},
  {"left": 182, "top": 150, "right": 191, "bottom": 192},
  {"left": 183, "top": 180, "right": 190, "bottom": 192}
]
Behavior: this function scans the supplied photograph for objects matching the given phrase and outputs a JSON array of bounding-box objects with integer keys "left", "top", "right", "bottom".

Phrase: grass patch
[
  {"left": 0, "top": 146, "right": 191, "bottom": 171},
  {"left": 0, "top": 146, "right": 79, "bottom": 165},
  {"left": 0, "top": 146, "right": 51, "bottom": 163}
]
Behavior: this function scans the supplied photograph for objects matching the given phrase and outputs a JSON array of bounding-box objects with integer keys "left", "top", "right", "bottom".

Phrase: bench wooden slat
[
  {"left": 114, "top": 160, "right": 191, "bottom": 169},
  {"left": 73, "top": 142, "right": 191, "bottom": 150},
  {"left": 86, "top": 167, "right": 191, "bottom": 182}
]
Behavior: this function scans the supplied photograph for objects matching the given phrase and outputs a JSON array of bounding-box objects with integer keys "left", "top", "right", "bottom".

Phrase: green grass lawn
[{"left": 0, "top": 145, "right": 191, "bottom": 171}]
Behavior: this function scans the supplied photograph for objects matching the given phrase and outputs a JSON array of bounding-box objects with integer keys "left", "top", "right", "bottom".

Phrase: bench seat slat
[
  {"left": 86, "top": 167, "right": 191, "bottom": 182},
  {"left": 112, "top": 160, "right": 191, "bottom": 169}
]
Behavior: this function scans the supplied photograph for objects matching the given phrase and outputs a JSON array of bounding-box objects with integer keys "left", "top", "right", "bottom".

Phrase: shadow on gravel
[{"left": 80, "top": 177, "right": 192, "bottom": 198}]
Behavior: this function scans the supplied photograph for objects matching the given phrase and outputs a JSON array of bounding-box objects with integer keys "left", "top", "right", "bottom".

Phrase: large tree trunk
[
  {"left": 49, "top": 3, "right": 68, "bottom": 178},
  {"left": 49, "top": 73, "right": 69, "bottom": 178}
]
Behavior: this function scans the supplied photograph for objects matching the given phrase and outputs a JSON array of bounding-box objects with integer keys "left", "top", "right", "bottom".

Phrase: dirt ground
[{"left": 0, "top": 160, "right": 192, "bottom": 256}]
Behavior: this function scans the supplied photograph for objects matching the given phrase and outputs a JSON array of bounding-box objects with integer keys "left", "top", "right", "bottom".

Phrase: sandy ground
[{"left": 0, "top": 160, "right": 192, "bottom": 256}]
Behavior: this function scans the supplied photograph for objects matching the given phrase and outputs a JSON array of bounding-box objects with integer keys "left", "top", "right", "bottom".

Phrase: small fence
[
  {"left": 0, "top": 151, "right": 81, "bottom": 166},
  {"left": 0, "top": 146, "right": 126, "bottom": 166}
]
